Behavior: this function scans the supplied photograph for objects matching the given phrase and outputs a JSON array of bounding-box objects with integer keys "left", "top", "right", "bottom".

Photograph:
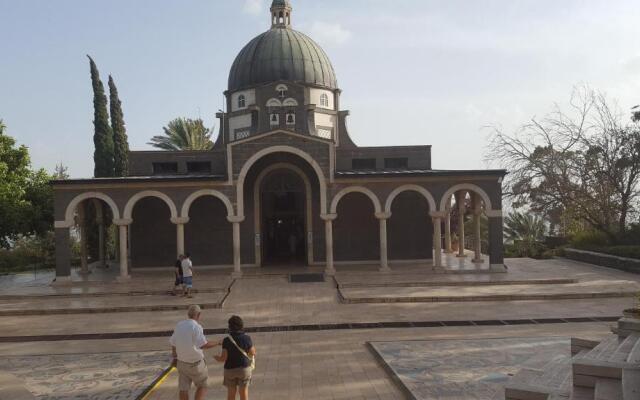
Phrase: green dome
[{"left": 228, "top": 28, "right": 338, "bottom": 92}]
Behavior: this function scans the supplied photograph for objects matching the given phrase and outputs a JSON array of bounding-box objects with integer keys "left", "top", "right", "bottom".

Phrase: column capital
[
  {"left": 320, "top": 213, "right": 337, "bottom": 221},
  {"left": 375, "top": 212, "right": 391, "bottom": 220},
  {"left": 113, "top": 218, "right": 133, "bottom": 226},
  {"left": 227, "top": 215, "right": 245, "bottom": 223},
  {"left": 485, "top": 210, "right": 503, "bottom": 218},
  {"left": 171, "top": 217, "right": 190, "bottom": 225},
  {"left": 429, "top": 211, "right": 447, "bottom": 219},
  {"left": 54, "top": 220, "right": 73, "bottom": 229}
]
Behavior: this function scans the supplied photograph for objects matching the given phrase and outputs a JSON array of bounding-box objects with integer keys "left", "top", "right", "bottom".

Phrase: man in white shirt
[
  {"left": 181, "top": 253, "right": 194, "bottom": 298},
  {"left": 170, "top": 305, "right": 220, "bottom": 400}
]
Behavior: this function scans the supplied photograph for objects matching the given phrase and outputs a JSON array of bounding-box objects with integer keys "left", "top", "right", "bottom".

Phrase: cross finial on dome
[{"left": 270, "top": 0, "right": 292, "bottom": 28}]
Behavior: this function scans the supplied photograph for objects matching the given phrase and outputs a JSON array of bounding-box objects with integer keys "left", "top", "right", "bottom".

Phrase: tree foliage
[
  {"left": 88, "top": 55, "right": 114, "bottom": 177},
  {"left": 487, "top": 86, "right": 640, "bottom": 241},
  {"left": 108, "top": 75, "right": 129, "bottom": 176},
  {"left": 0, "top": 121, "right": 54, "bottom": 248},
  {"left": 148, "top": 118, "right": 214, "bottom": 151}
]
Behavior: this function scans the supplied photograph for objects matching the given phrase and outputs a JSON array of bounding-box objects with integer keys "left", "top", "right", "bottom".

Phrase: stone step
[
  {"left": 572, "top": 338, "right": 600, "bottom": 356},
  {"left": 505, "top": 357, "right": 573, "bottom": 400},
  {"left": 626, "top": 333, "right": 640, "bottom": 364},
  {"left": 594, "top": 378, "right": 622, "bottom": 400},
  {"left": 622, "top": 369, "right": 640, "bottom": 400},
  {"left": 0, "top": 372, "right": 35, "bottom": 400},
  {"left": 572, "top": 358, "right": 630, "bottom": 387},
  {"left": 570, "top": 386, "right": 595, "bottom": 400},
  {"left": 609, "top": 335, "right": 639, "bottom": 363},
  {"left": 584, "top": 336, "right": 622, "bottom": 361}
]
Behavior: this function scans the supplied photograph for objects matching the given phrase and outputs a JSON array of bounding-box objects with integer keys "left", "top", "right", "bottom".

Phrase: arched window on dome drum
[
  {"left": 320, "top": 93, "right": 329, "bottom": 108},
  {"left": 286, "top": 112, "right": 295, "bottom": 125},
  {"left": 238, "top": 95, "right": 246, "bottom": 109}
]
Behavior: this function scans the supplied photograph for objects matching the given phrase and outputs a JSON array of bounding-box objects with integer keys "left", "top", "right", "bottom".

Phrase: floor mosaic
[
  {"left": 369, "top": 337, "right": 570, "bottom": 400},
  {"left": 0, "top": 351, "right": 169, "bottom": 400}
]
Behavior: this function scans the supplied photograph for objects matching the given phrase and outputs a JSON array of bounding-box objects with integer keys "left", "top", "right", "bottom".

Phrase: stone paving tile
[
  {"left": 0, "top": 291, "right": 229, "bottom": 315},
  {"left": 339, "top": 280, "right": 640, "bottom": 303}
]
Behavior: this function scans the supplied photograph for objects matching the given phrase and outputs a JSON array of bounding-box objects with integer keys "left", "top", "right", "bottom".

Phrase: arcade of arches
[{"left": 52, "top": 150, "right": 505, "bottom": 281}]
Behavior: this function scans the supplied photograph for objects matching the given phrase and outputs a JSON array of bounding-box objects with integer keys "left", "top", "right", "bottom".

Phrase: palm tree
[
  {"left": 504, "top": 211, "right": 547, "bottom": 257},
  {"left": 148, "top": 118, "right": 214, "bottom": 150}
]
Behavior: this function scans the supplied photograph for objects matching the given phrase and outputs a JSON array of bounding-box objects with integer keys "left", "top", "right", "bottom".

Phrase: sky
[{"left": 1, "top": 0, "right": 639, "bottom": 177}]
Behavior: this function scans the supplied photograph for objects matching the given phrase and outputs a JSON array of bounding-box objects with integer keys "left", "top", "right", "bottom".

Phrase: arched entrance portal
[{"left": 260, "top": 169, "right": 307, "bottom": 265}]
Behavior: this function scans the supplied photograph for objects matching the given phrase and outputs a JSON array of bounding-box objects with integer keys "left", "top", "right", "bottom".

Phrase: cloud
[
  {"left": 243, "top": 0, "right": 263, "bottom": 15},
  {"left": 307, "top": 21, "right": 352, "bottom": 46}
]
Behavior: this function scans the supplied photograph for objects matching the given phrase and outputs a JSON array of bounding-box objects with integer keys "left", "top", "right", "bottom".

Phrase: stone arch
[
  {"left": 385, "top": 184, "right": 436, "bottom": 214},
  {"left": 253, "top": 163, "right": 314, "bottom": 266},
  {"left": 330, "top": 186, "right": 382, "bottom": 215},
  {"left": 236, "top": 145, "right": 327, "bottom": 217},
  {"left": 64, "top": 192, "right": 120, "bottom": 225},
  {"left": 266, "top": 98, "right": 282, "bottom": 107},
  {"left": 439, "top": 183, "right": 493, "bottom": 212},
  {"left": 181, "top": 190, "right": 234, "bottom": 218},
  {"left": 124, "top": 190, "right": 178, "bottom": 220}
]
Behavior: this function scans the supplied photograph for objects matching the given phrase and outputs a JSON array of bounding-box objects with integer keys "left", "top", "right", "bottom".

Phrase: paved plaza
[{"left": 0, "top": 257, "right": 638, "bottom": 399}]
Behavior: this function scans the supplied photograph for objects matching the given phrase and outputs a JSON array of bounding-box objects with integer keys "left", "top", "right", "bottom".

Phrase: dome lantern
[{"left": 270, "top": 0, "right": 292, "bottom": 28}]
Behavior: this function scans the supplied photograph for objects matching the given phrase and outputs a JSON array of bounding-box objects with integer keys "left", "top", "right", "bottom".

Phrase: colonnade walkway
[{"left": 0, "top": 257, "right": 639, "bottom": 399}]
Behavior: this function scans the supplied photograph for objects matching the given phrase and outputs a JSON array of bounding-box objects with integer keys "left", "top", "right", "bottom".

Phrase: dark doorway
[{"left": 261, "top": 169, "right": 306, "bottom": 265}]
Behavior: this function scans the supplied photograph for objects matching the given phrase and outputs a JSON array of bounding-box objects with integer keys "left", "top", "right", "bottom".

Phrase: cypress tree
[
  {"left": 88, "top": 55, "right": 114, "bottom": 177},
  {"left": 108, "top": 75, "right": 129, "bottom": 176}
]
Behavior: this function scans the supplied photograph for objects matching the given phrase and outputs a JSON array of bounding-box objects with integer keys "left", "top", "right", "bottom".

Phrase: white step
[
  {"left": 594, "top": 378, "right": 622, "bottom": 400},
  {"left": 609, "top": 335, "right": 639, "bottom": 363}
]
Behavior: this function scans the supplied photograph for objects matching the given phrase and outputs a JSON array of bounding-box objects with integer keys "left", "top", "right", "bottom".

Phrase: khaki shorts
[
  {"left": 223, "top": 367, "right": 252, "bottom": 388},
  {"left": 177, "top": 359, "right": 208, "bottom": 391}
]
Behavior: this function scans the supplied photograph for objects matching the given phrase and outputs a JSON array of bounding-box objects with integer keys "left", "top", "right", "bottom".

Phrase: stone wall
[{"left": 564, "top": 248, "right": 640, "bottom": 274}]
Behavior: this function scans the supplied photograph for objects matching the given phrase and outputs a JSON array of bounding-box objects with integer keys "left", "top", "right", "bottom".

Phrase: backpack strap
[{"left": 227, "top": 335, "right": 251, "bottom": 361}]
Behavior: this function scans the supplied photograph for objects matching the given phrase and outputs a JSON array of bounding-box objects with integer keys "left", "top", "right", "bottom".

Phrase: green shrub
[
  {"left": 0, "top": 233, "right": 55, "bottom": 274},
  {"left": 570, "top": 230, "right": 610, "bottom": 249}
]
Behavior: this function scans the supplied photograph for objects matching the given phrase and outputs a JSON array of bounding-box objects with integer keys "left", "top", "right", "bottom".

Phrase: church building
[{"left": 51, "top": 0, "right": 506, "bottom": 281}]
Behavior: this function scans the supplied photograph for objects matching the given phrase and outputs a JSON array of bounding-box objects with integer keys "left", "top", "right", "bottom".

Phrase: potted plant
[{"left": 623, "top": 291, "right": 640, "bottom": 319}]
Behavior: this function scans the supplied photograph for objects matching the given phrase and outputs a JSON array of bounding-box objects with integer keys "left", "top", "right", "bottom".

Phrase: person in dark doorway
[
  {"left": 214, "top": 315, "right": 256, "bottom": 400},
  {"left": 173, "top": 254, "right": 184, "bottom": 296},
  {"left": 288, "top": 233, "right": 297, "bottom": 259}
]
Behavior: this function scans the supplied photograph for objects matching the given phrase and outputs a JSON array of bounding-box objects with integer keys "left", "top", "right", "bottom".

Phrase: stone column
[
  {"left": 430, "top": 212, "right": 445, "bottom": 268},
  {"left": 77, "top": 202, "right": 89, "bottom": 274},
  {"left": 53, "top": 223, "right": 72, "bottom": 282},
  {"left": 113, "top": 219, "right": 132, "bottom": 280},
  {"left": 472, "top": 193, "right": 484, "bottom": 263},
  {"left": 444, "top": 197, "right": 453, "bottom": 253},
  {"left": 456, "top": 191, "right": 466, "bottom": 257},
  {"left": 321, "top": 214, "right": 337, "bottom": 276},
  {"left": 228, "top": 216, "right": 245, "bottom": 278},
  {"left": 171, "top": 217, "right": 189, "bottom": 257},
  {"left": 487, "top": 211, "right": 506, "bottom": 272},
  {"left": 375, "top": 212, "right": 391, "bottom": 272},
  {"left": 93, "top": 199, "right": 106, "bottom": 268}
]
